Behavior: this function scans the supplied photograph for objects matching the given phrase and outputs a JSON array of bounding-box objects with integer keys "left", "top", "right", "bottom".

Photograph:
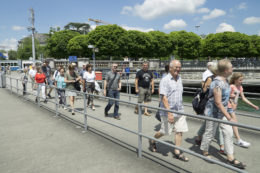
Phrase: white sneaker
[
  {"left": 63, "top": 107, "right": 67, "bottom": 110},
  {"left": 236, "top": 139, "right": 250, "bottom": 148}
]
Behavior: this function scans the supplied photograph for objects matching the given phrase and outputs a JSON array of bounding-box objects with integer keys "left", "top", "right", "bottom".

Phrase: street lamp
[{"left": 88, "top": 45, "right": 98, "bottom": 71}]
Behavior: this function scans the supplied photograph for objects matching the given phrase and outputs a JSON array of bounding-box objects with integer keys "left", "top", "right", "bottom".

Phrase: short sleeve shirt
[
  {"left": 202, "top": 69, "right": 213, "bottom": 82},
  {"left": 83, "top": 71, "right": 95, "bottom": 83},
  {"left": 65, "top": 71, "right": 79, "bottom": 90},
  {"left": 105, "top": 71, "right": 120, "bottom": 90},
  {"left": 204, "top": 76, "right": 231, "bottom": 118},
  {"left": 55, "top": 76, "right": 66, "bottom": 89},
  {"left": 136, "top": 69, "right": 153, "bottom": 89},
  {"left": 35, "top": 73, "right": 46, "bottom": 83},
  {"left": 228, "top": 84, "right": 243, "bottom": 108},
  {"left": 29, "top": 69, "right": 36, "bottom": 78},
  {"left": 159, "top": 73, "right": 184, "bottom": 117}
]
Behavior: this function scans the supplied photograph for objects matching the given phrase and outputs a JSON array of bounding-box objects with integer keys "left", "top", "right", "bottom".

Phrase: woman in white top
[{"left": 83, "top": 64, "right": 96, "bottom": 110}]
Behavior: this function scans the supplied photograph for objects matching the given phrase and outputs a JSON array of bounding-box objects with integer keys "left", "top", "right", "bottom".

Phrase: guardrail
[
  {"left": 96, "top": 76, "right": 260, "bottom": 117},
  {"left": 4, "top": 76, "right": 260, "bottom": 173}
]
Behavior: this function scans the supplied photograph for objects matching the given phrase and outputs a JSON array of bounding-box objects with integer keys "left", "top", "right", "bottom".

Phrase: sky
[{"left": 0, "top": 0, "right": 260, "bottom": 51}]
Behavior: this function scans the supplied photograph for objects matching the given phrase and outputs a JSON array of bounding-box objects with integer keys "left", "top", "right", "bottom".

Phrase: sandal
[
  {"left": 227, "top": 159, "right": 246, "bottom": 169},
  {"left": 174, "top": 153, "right": 189, "bottom": 162},
  {"left": 144, "top": 112, "right": 151, "bottom": 116},
  {"left": 149, "top": 140, "right": 157, "bottom": 152},
  {"left": 202, "top": 152, "right": 213, "bottom": 163}
]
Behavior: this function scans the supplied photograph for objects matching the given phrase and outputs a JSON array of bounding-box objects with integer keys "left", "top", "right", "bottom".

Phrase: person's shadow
[{"left": 185, "top": 137, "right": 227, "bottom": 163}]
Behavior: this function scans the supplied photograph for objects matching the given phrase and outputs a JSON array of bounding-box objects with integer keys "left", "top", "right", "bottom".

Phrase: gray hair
[
  {"left": 207, "top": 62, "right": 213, "bottom": 68},
  {"left": 209, "top": 62, "right": 218, "bottom": 75},
  {"left": 170, "top": 60, "right": 181, "bottom": 68}
]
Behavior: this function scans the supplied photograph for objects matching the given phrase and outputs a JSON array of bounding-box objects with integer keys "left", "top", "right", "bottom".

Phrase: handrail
[{"left": 5, "top": 76, "right": 259, "bottom": 173}]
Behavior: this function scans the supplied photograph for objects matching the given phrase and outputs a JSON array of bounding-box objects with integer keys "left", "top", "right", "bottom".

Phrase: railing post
[
  {"left": 16, "top": 78, "right": 18, "bottom": 94},
  {"left": 10, "top": 77, "right": 12, "bottom": 94},
  {"left": 129, "top": 78, "right": 131, "bottom": 101},
  {"left": 127, "top": 78, "right": 130, "bottom": 101},
  {"left": 83, "top": 92, "right": 88, "bottom": 131},
  {"left": 137, "top": 104, "right": 142, "bottom": 158},
  {"left": 55, "top": 88, "right": 59, "bottom": 117}
]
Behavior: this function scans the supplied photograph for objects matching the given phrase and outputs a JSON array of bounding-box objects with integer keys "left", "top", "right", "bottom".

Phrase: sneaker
[
  {"left": 114, "top": 116, "right": 121, "bottom": 120},
  {"left": 44, "top": 99, "right": 48, "bottom": 104},
  {"left": 104, "top": 111, "right": 108, "bottom": 117},
  {"left": 63, "top": 107, "right": 67, "bottom": 110},
  {"left": 219, "top": 149, "right": 226, "bottom": 155},
  {"left": 195, "top": 139, "right": 201, "bottom": 146},
  {"left": 236, "top": 139, "right": 250, "bottom": 148}
]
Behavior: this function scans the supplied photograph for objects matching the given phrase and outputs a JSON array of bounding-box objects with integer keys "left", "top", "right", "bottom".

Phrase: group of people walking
[
  {"left": 148, "top": 59, "right": 258, "bottom": 169},
  {"left": 20, "top": 59, "right": 258, "bottom": 170}
]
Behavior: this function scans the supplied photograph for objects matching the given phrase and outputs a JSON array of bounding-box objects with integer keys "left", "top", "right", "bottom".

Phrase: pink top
[{"left": 228, "top": 84, "right": 243, "bottom": 109}]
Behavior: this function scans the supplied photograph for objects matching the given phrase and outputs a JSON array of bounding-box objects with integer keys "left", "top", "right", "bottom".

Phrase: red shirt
[{"left": 35, "top": 73, "right": 46, "bottom": 83}]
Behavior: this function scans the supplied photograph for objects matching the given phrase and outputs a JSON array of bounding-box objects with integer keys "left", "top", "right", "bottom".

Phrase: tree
[
  {"left": 64, "top": 22, "right": 90, "bottom": 34},
  {"left": 249, "top": 35, "right": 260, "bottom": 57},
  {"left": 45, "top": 30, "right": 80, "bottom": 58},
  {"left": 203, "top": 32, "right": 253, "bottom": 58},
  {"left": 67, "top": 35, "right": 92, "bottom": 57},
  {"left": 147, "top": 31, "right": 173, "bottom": 58},
  {"left": 87, "top": 25, "right": 127, "bottom": 59},
  {"left": 169, "top": 31, "right": 201, "bottom": 59},
  {"left": 8, "top": 50, "right": 17, "bottom": 60},
  {"left": 124, "top": 30, "right": 152, "bottom": 59},
  {"left": 17, "top": 37, "right": 41, "bottom": 60}
]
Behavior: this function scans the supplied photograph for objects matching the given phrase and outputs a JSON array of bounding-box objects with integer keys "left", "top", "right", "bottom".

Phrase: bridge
[{"left": 0, "top": 72, "right": 260, "bottom": 173}]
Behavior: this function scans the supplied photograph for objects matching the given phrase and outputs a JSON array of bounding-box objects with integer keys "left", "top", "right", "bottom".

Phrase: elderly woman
[
  {"left": 200, "top": 59, "right": 246, "bottom": 169},
  {"left": 64, "top": 64, "right": 81, "bottom": 115}
]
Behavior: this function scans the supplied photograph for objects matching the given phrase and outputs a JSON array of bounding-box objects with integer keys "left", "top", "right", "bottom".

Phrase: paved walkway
[{"left": 1, "top": 73, "right": 260, "bottom": 173}]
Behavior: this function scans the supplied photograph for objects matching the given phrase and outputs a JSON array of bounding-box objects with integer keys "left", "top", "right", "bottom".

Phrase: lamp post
[{"left": 88, "top": 45, "right": 98, "bottom": 71}]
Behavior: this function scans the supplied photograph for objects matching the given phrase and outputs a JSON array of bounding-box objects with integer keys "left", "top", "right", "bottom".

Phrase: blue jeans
[{"left": 105, "top": 90, "right": 119, "bottom": 117}]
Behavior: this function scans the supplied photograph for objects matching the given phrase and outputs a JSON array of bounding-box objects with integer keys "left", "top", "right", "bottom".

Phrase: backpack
[{"left": 192, "top": 76, "right": 214, "bottom": 115}]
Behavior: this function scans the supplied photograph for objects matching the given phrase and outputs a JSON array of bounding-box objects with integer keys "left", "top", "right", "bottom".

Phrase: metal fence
[{"left": 4, "top": 76, "right": 260, "bottom": 173}]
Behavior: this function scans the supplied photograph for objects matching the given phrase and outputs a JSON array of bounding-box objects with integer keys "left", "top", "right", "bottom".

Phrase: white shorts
[{"left": 159, "top": 115, "right": 188, "bottom": 135}]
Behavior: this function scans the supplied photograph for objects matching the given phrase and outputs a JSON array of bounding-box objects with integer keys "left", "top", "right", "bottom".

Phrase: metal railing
[
  {"left": 4, "top": 76, "right": 260, "bottom": 173},
  {"left": 96, "top": 75, "right": 260, "bottom": 118}
]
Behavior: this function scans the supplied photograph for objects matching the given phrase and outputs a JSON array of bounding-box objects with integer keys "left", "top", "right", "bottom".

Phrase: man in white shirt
[
  {"left": 149, "top": 60, "right": 189, "bottom": 162},
  {"left": 29, "top": 64, "right": 37, "bottom": 90},
  {"left": 202, "top": 62, "right": 213, "bottom": 86}
]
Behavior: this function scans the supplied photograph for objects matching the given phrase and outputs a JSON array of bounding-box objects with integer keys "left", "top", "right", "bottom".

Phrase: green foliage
[
  {"left": 64, "top": 22, "right": 90, "bottom": 34},
  {"left": 44, "top": 22, "right": 260, "bottom": 59},
  {"left": 148, "top": 31, "right": 173, "bottom": 58},
  {"left": 203, "top": 32, "right": 254, "bottom": 57},
  {"left": 17, "top": 37, "right": 41, "bottom": 60},
  {"left": 250, "top": 35, "right": 260, "bottom": 56},
  {"left": 8, "top": 50, "right": 17, "bottom": 60},
  {"left": 169, "top": 31, "right": 201, "bottom": 59},
  {"left": 45, "top": 30, "right": 80, "bottom": 58},
  {"left": 67, "top": 35, "right": 92, "bottom": 57},
  {"left": 124, "top": 30, "right": 152, "bottom": 59},
  {"left": 87, "top": 25, "right": 127, "bottom": 58}
]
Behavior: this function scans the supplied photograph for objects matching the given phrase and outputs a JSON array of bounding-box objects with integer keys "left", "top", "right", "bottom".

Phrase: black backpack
[{"left": 192, "top": 76, "right": 214, "bottom": 115}]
